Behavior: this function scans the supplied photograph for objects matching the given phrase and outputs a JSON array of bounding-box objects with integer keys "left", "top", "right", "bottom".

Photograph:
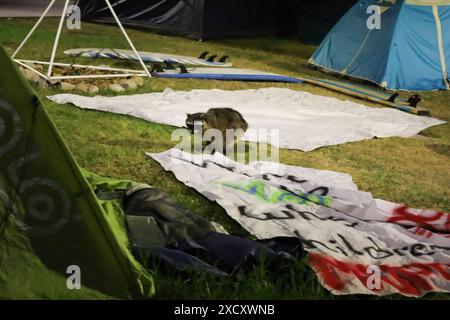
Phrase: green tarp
[{"left": 0, "top": 47, "right": 154, "bottom": 299}]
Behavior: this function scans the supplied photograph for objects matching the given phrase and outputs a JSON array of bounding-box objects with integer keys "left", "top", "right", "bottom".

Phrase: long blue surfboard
[{"left": 152, "top": 67, "right": 302, "bottom": 83}]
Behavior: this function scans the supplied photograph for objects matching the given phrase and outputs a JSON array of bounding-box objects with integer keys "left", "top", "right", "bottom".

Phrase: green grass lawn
[{"left": 1, "top": 18, "right": 449, "bottom": 300}]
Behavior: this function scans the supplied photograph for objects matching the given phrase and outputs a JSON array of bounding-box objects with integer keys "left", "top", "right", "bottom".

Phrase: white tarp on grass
[
  {"left": 149, "top": 149, "right": 450, "bottom": 297},
  {"left": 48, "top": 88, "right": 445, "bottom": 152}
]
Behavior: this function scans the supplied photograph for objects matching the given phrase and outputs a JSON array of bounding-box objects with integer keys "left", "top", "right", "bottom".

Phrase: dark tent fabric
[
  {"left": 289, "top": 0, "right": 357, "bottom": 44},
  {"left": 78, "top": 0, "right": 277, "bottom": 40},
  {"left": 78, "top": 0, "right": 356, "bottom": 42}
]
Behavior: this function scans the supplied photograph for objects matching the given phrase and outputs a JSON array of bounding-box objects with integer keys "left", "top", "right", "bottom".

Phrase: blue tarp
[{"left": 309, "top": 0, "right": 450, "bottom": 91}]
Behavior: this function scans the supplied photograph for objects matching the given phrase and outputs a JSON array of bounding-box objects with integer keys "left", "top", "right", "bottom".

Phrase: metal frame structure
[{"left": 12, "top": 0, "right": 151, "bottom": 81}]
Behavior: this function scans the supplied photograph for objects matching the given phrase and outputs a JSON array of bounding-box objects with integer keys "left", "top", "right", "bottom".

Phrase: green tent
[{"left": 0, "top": 47, "right": 154, "bottom": 299}]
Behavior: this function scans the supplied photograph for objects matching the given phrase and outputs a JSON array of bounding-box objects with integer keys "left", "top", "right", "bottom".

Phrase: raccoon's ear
[
  {"left": 186, "top": 113, "right": 191, "bottom": 117},
  {"left": 199, "top": 113, "right": 206, "bottom": 119}
]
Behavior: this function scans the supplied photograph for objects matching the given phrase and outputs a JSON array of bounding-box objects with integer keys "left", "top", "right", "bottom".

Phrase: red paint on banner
[
  {"left": 387, "top": 205, "right": 450, "bottom": 232},
  {"left": 411, "top": 227, "right": 433, "bottom": 238},
  {"left": 308, "top": 253, "right": 450, "bottom": 296}
]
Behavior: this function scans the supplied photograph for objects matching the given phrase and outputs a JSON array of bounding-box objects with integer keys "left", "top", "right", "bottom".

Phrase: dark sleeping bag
[{"left": 123, "top": 188, "right": 304, "bottom": 275}]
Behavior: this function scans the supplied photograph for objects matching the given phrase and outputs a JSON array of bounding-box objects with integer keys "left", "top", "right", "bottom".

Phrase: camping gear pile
[
  {"left": 87, "top": 171, "right": 304, "bottom": 277},
  {"left": 0, "top": 47, "right": 153, "bottom": 299}
]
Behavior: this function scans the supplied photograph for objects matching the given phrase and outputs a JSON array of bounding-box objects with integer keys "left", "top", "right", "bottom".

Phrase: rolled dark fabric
[{"left": 124, "top": 187, "right": 304, "bottom": 274}]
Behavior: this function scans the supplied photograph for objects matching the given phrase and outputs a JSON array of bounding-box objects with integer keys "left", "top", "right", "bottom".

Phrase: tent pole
[
  {"left": 12, "top": 0, "right": 57, "bottom": 59},
  {"left": 104, "top": 0, "right": 152, "bottom": 78},
  {"left": 47, "top": 0, "right": 70, "bottom": 78},
  {"left": 17, "top": 59, "right": 145, "bottom": 74},
  {"left": 14, "top": 60, "right": 49, "bottom": 81},
  {"left": 49, "top": 73, "right": 145, "bottom": 80}
]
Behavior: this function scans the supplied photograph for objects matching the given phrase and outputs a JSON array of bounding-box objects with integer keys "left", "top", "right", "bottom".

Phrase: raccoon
[{"left": 185, "top": 107, "right": 248, "bottom": 152}]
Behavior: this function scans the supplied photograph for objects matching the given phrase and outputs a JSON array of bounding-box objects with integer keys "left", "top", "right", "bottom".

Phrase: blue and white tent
[{"left": 309, "top": 0, "right": 450, "bottom": 91}]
